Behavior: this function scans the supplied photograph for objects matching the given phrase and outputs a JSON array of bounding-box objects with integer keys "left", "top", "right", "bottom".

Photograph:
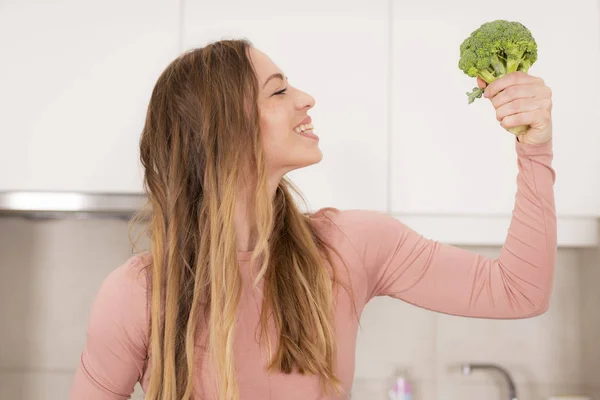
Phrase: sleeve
[
  {"left": 69, "top": 255, "right": 150, "bottom": 399},
  {"left": 328, "top": 138, "right": 557, "bottom": 319}
]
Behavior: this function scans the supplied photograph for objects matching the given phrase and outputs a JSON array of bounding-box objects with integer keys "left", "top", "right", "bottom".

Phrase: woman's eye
[{"left": 273, "top": 88, "right": 287, "bottom": 96}]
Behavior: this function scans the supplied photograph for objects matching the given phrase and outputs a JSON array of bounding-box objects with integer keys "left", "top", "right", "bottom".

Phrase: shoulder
[
  {"left": 87, "top": 252, "right": 152, "bottom": 342},
  {"left": 98, "top": 252, "right": 151, "bottom": 304},
  {"left": 309, "top": 208, "right": 414, "bottom": 303},
  {"left": 309, "top": 207, "right": 405, "bottom": 240},
  {"left": 308, "top": 207, "right": 411, "bottom": 265},
  {"left": 309, "top": 207, "right": 418, "bottom": 270}
]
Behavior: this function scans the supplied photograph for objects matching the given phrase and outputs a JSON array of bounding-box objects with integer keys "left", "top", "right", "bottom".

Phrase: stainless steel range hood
[{"left": 0, "top": 191, "right": 147, "bottom": 219}]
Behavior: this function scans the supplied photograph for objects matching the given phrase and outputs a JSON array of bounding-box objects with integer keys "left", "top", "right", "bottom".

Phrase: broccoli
[{"left": 458, "top": 20, "right": 538, "bottom": 135}]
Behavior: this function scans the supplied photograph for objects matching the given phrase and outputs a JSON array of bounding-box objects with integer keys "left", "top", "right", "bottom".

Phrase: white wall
[
  {"left": 0, "top": 217, "right": 597, "bottom": 400},
  {"left": 581, "top": 244, "right": 600, "bottom": 399}
]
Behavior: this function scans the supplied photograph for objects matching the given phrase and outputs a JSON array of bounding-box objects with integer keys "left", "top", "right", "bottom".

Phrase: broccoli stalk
[{"left": 458, "top": 20, "right": 538, "bottom": 136}]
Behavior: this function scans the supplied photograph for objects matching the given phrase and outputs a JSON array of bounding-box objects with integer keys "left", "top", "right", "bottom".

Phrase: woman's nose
[{"left": 296, "top": 90, "right": 315, "bottom": 110}]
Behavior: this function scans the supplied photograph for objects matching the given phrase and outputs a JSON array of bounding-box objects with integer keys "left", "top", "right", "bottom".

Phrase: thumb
[{"left": 477, "top": 76, "right": 487, "bottom": 89}]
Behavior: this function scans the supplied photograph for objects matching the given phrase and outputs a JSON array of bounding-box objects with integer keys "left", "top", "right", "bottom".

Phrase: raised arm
[{"left": 326, "top": 138, "right": 556, "bottom": 319}]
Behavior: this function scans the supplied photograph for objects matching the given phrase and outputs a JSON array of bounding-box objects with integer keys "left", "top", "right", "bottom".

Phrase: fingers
[
  {"left": 500, "top": 109, "right": 550, "bottom": 130},
  {"left": 495, "top": 98, "right": 547, "bottom": 122},
  {"left": 489, "top": 83, "right": 539, "bottom": 109},
  {"left": 484, "top": 71, "right": 542, "bottom": 99}
]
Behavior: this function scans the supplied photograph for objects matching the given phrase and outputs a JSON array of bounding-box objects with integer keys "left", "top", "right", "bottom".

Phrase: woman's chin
[{"left": 289, "top": 150, "right": 323, "bottom": 171}]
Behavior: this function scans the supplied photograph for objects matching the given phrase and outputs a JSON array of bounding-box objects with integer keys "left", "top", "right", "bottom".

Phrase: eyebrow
[{"left": 262, "top": 73, "right": 286, "bottom": 89}]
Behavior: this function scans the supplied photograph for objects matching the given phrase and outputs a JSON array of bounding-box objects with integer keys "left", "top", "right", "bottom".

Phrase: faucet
[{"left": 461, "top": 363, "right": 518, "bottom": 400}]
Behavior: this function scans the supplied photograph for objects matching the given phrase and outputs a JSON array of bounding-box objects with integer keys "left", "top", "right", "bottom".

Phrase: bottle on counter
[{"left": 387, "top": 375, "right": 412, "bottom": 400}]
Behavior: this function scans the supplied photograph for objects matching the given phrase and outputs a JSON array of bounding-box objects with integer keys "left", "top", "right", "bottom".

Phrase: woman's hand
[{"left": 477, "top": 72, "right": 553, "bottom": 145}]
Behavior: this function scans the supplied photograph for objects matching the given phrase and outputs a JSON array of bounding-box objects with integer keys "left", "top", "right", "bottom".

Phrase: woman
[{"left": 69, "top": 39, "right": 556, "bottom": 400}]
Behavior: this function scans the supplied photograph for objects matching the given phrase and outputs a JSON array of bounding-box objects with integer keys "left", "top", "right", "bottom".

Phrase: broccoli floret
[
  {"left": 458, "top": 20, "right": 538, "bottom": 135},
  {"left": 459, "top": 20, "right": 537, "bottom": 103}
]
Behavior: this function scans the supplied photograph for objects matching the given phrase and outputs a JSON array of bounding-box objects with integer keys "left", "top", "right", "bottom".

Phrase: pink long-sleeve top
[{"left": 69, "top": 138, "right": 557, "bottom": 399}]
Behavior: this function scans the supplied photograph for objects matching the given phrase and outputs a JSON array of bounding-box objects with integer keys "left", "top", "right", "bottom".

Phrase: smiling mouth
[{"left": 294, "top": 123, "right": 314, "bottom": 134}]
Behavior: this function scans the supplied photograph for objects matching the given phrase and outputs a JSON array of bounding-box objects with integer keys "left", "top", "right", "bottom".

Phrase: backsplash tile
[
  {"left": 0, "top": 218, "right": 37, "bottom": 371},
  {"left": 0, "top": 217, "right": 134, "bottom": 370},
  {"left": 0, "top": 369, "right": 75, "bottom": 400},
  {"left": 435, "top": 380, "right": 593, "bottom": 400},
  {"left": 581, "top": 245, "right": 600, "bottom": 391},
  {"left": 355, "top": 296, "right": 437, "bottom": 381}
]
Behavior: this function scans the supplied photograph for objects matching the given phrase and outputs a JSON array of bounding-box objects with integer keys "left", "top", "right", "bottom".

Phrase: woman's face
[{"left": 248, "top": 47, "right": 322, "bottom": 176}]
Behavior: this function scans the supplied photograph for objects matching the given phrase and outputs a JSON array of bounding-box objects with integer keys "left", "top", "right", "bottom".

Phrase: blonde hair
[{"left": 130, "top": 39, "right": 355, "bottom": 400}]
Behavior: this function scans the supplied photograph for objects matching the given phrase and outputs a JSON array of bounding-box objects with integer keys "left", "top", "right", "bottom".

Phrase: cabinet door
[
  {"left": 0, "top": 1, "right": 180, "bottom": 193},
  {"left": 183, "top": 0, "right": 390, "bottom": 212},
  {"left": 390, "top": 0, "right": 600, "bottom": 217}
]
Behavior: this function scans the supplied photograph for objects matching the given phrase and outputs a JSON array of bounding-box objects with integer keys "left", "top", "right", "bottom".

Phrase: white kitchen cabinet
[
  {"left": 183, "top": 0, "right": 390, "bottom": 212},
  {"left": 0, "top": 0, "right": 180, "bottom": 193},
  {"left": 390, "top": 0, "right": 600, "bottom": 217}
]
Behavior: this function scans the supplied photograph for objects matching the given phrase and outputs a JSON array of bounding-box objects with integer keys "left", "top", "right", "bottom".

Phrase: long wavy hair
[{"left": 130, "top": 38, "right": 354, "bottom": 400}]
